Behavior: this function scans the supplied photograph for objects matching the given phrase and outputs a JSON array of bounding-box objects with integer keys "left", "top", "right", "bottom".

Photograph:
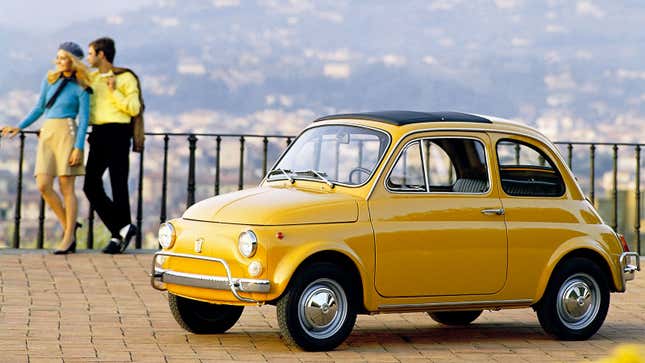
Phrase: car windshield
[{"left": 270, "top": 125, "right": 390, "bottom": 186}]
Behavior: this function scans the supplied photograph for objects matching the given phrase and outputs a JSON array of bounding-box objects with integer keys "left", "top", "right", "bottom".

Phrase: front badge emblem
[{"left": 194, "top": 238, "right": 204, "bottom": 253}]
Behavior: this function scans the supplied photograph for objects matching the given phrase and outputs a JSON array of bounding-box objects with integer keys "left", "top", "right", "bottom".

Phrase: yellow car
[{"left": 151, "top": 111, "right": 640, "bottom": 351}]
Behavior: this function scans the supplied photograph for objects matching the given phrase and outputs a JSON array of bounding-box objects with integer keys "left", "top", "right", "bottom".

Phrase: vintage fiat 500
[{"left": 152, "top": 111, "right": 640, "bottom": 351}]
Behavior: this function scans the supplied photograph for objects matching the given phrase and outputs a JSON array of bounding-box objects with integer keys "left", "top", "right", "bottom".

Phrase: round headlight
[
  {"left": 158, "top": 222, "right": 176, "bottom": 249},
  {"left": 238, "top": 230, "right": 258, "bottom": 257}
]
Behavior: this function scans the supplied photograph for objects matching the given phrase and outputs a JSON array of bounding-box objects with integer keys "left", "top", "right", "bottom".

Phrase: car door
[
  {"left": 369, "top": 132, "right": 508, "bottom": 297},
  {"left": 490, "top": 133, "right": 574, "bottom": 296}
]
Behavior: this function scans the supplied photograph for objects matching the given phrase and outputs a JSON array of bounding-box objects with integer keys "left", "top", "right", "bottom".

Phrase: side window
[
  {"left": 387, "top": 137, "right": 490, "bottom": 194},
  {"left": 424, "top": 138, "right": 489, "bottom": 193},
  {"left": 496, "top": 139, "right": 565, "bottom": 197},
  {"left": 387, "top": 141, "right": 426, "bottom": 192}
]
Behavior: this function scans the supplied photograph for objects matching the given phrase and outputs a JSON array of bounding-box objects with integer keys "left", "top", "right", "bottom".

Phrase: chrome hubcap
[
  {"left": 556, "top": 273, "right": 600, "bottom": 330},
  {"left": 298, "top": 278, "right": 347, "bottom": 339}
]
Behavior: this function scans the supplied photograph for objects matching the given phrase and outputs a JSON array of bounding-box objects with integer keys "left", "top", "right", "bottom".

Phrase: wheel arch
[
  {"left": 271, "top": 248, "right": 367, "bottom": 313},
  {"left": 534, "top": 246, "right": 617, "bottom": 304}
]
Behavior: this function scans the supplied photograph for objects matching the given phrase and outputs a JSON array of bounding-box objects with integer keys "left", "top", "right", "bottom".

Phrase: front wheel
[
  {"left": 168, "top": 293, "right": 244, "bottom": 334},
  {"left": 277, "top": 262, "right": 358, "bottom": 351},
  {"left": 428, "top": 310, "right": 482, "bottom": 325},
  {"left": 536, "top": 257, "right": 610, "bottom": 340}
]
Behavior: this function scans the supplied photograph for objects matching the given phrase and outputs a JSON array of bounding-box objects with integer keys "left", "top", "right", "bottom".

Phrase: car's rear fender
[{"left": 534, "top": 238, "right": 621, "bottom": 303}]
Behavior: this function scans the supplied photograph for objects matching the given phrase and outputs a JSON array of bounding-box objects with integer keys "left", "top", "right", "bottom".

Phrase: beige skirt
[{"left": 35, "top": 118, "right": 85, "bottom": 176}]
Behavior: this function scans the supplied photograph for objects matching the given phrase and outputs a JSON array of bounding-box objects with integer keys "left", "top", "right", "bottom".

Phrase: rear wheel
[
  {"left": 168, "top": 293, "right": 244, "bottom": 334},
  {"left": 277, "top": 262, "right": 358, "bottom": 351},
  {"left": 428, "top": 310, "right": 482, "bottom": 325},
  {"left": 536, "top": 257, "right": 609, "bottom": 340}
]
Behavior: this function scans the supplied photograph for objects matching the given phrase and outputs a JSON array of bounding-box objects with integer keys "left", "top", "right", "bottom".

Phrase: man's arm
[{"left": 109, "top": 72, "right": 141, "bottom": 117}]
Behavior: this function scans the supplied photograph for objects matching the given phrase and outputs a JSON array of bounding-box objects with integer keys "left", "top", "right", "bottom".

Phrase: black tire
[
  {"left": 277, "top": 262, "right": 358, "bottom": 351},
  {"left": 536, "top": 257, "right": 610, "bottom": 340},
  {"left": 428, "top": 310, "right": 482, "bottom": 325},
  {"left": 168, "top": 293, "right": 244, "bottom": 334}
]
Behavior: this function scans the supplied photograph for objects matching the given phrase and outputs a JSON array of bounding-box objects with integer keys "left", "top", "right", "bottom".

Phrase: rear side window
[{"left": 496, "top": 140, "right": 565, "bottom": 197}]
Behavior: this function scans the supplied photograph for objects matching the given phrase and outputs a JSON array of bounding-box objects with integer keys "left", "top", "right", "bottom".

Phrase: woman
[{"left": 1, "top": 42, "right": 90, "bottom": 254}]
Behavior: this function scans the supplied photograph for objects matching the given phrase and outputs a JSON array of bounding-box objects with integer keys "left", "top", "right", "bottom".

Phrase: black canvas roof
[{"left": 314, "top": 110, "right": 492, "bottom": 125}]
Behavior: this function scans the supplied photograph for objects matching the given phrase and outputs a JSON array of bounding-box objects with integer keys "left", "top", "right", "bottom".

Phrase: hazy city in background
[{"left": 0, "top": 0, "right": 643, "bottom": 248}]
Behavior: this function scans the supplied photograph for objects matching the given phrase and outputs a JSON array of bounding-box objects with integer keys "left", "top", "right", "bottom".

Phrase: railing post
[
  {"left": 589, "top": 144, "right": 596, "bottom": 205},
  {"left": 612, "top": 144, "right": 618, "bottom": 232},
  {"left": 12, "top": 132, "right": 25, "bottom": 249},
  {"left": 37, "top": 198, "right": 45, "bottom": 249},
  {"left": 160, "top": 134, "right": 169, "bottom": 224},
  {"left": 567, "top": 143, "right": 573, "bottom": 169},
  {"left": 514, "top": 143, "right": 520, "bottom": 165},
  {"left": 286, "top": 137, "right": 292, "bottom": 146},
  {"left": 635, "top": 145, "right": 641, "bottom": 255},
  {"left": 135, "top": 147, "right": 144, "bottom": 249},
  {"left": 239, "top": 136, "right": 245, "bottom": 190},
  {"left": 87, "top": 208, "right": 94, "bottom": 249},
  {"left": 187, "top": 134, "right": 197, "bottom": 208},
  {"left": 262, "top": 136, "right": 269, "bottom": 177},
  {"left": 215, "top": 136, "right": 221, "bottom": 196}
]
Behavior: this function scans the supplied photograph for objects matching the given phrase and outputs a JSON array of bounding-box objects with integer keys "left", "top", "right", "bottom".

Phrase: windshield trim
[{"left": 264, "top": 123, "right": 392, "bottom": 188}]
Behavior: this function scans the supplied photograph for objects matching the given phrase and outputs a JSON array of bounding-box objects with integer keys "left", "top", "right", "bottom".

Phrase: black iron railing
[
  {"left": 2, "top": 131, "right": 293, "bottom": 250},
  {"left": 0, "top": 132, "right": 642, "bottom": 255},
  {"left": 554, "top": 141, "right": 642, "bottom": 255}
]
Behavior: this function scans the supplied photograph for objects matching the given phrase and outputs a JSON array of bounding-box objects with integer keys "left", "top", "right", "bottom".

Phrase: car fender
[
  {"left": 270, "top": 240, "right": 372, "bottom": 305},
  {"left": 533, "top": 237, "right": 620, "bottom": 302}
]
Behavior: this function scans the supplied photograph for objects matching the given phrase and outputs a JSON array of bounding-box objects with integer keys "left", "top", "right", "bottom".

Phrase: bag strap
[{"left": 45, "top": 76, "right": 72, "bottom": 109}]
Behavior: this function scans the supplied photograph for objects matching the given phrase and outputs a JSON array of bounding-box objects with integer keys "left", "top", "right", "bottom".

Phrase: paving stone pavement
[{"left": 0, "top": 251, "right": 643, "bottom": 362}]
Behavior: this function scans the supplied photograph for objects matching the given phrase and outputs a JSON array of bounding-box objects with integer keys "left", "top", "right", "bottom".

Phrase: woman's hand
[
  {"left": 68, "top": 148, "right": 83, "bottom": 166},
  {"left": 1, "top": 126, "right": 20, "bottom": 138}
]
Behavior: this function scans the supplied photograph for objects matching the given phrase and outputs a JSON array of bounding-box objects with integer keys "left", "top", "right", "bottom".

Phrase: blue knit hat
[{"left": 59, "top": 41, "right": 84, "bottom": 59}]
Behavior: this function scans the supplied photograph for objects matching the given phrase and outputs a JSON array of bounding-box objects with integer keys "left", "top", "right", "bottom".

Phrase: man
[{"left": 84, "top": 37, "right": 139, "bottom": 254}]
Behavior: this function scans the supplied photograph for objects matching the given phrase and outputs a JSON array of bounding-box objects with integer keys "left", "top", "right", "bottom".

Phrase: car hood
[{"left": 182, "top": 186, "right": 359, "bottom": 225}]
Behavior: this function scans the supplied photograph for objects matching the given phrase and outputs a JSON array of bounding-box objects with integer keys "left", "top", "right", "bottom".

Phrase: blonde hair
[{"left": 47, "top": 50, "right": 91, "bottom": 89}]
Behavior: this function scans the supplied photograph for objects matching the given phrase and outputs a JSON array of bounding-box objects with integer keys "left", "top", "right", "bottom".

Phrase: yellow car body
[{"left": 152, "top": 111, "right": 639, "bottom": 351}]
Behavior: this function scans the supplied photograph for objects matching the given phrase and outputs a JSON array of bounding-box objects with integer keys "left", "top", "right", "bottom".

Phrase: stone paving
[{"left": 0, "top": 251, "right": 643, "bottom": 362}]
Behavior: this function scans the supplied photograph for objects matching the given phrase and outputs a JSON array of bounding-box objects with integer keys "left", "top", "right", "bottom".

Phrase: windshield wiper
[
  {"left": 267, "top": 168, "right": 295, "bottom": 184},
  {"left": 296, "top": 169, "right": 335, "bottom": 188}
]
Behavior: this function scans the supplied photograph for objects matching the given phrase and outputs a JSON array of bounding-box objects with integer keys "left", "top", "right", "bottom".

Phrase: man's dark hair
[{"left": 89, "top": 37, "right": 116, "bottom": 63}]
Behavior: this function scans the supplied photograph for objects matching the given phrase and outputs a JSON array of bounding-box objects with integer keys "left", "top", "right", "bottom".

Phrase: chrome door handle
[{"left": 481, "top": 208, "right": 505, "bottom": 216}]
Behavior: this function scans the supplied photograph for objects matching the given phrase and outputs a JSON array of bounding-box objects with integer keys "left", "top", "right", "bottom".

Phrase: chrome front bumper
[
  {"left": 151, "top": 251, "right": 270, "bottom": 303},
  {"left": 620, "top": 252, "right": 641, "bottom": 283}
]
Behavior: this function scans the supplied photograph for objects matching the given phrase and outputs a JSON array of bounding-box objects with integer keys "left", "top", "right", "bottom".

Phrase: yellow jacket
[{"left": 89, "top": 70, "right": 141, "bottom": 125}]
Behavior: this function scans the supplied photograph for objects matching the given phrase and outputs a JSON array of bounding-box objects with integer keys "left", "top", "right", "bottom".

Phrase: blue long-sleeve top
[{"left": 18, "top": 75, "right": 90, "bottom": 150}]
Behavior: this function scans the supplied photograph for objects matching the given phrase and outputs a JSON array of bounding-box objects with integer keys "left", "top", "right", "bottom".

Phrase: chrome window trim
[
  {"left": 384, "top": 140, "right": 428, "bottom": 193},
  {"left": 262, "top": 122, "right": 392, "bottom": 188},
  {"left": 383, "top": 135, "right": 493, "bottom": 196},
  {"left": 367, "top": 127, "right": 583, "bottom": 200}
]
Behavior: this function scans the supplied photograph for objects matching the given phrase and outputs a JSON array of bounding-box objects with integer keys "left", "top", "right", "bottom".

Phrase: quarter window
[
  {"left": 496, "top": 140, "right": 565, "bottom": 197},
  {"left": 387, "top": 141, "right": 426, "bottom": 192}
]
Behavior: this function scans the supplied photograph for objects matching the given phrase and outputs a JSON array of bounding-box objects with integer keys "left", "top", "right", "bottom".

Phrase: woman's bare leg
[
  {"left": 35, "top": 174, "right": 66, "bottom": 228},
  {"left": 58, "top": 175, "right": 77, "bottom": 249}
]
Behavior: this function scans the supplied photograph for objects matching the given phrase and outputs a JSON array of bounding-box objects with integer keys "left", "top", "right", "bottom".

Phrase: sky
[{"left": 0, "top": 0, "right": 153, "bottom": 31}]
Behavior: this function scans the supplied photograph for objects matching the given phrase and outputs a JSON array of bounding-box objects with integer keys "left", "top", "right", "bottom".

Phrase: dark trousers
[{"left": 83, "top": 123, "right": 132, "bottom": 239}]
